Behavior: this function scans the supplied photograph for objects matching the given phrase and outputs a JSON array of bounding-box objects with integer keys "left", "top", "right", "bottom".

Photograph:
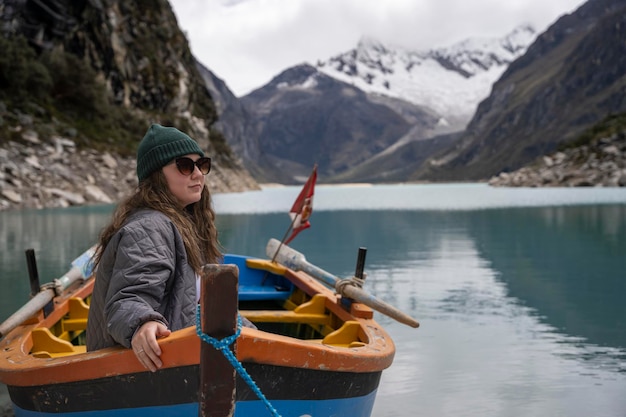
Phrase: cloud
[{"left": 169, "top": 0, "right": 586, "bottom": 97}]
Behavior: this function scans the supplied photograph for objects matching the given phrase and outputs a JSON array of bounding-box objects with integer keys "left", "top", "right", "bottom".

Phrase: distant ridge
[{"left": 222, "top": 25, "right": 537, "bottom": 183}]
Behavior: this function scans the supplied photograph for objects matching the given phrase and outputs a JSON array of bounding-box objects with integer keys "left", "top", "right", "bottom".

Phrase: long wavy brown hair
[{"left": 93, "top": 170, "right": 221, "bottom": 273}]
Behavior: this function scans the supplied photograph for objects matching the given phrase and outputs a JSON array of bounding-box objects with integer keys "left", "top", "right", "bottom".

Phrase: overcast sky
[{"left": 168, "top": 0, "right": 586, "bottom": 97}]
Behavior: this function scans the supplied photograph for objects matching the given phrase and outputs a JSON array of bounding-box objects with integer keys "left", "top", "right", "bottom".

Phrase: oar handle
[
  {"left": 340, "top": 284, "right": 419, "bottom": 328},
  {"left": 0, "top": 289, "right": 54, "bottom": 339},
  {"left": 266, "top": 239, "right": 420, "bottom": 328},
  {"left": 0, "top": 246, "right": 95, "bottom": 340}
]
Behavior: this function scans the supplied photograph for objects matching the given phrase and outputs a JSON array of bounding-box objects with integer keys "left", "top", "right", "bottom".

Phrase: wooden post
[
  {"left": 25, "top": 249, "right": 53, "bottom": 317},
  {"left": 199, "top": 264, "right": 239, "bottom": 417},
  {"left": 25, "top": 249, "right": 41, "bottom": 297},
  {"left": 354, "top": 247, "right": 367, "bottom": 287}
]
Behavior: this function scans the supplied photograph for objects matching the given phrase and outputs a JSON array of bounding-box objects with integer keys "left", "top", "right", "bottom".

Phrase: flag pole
[
  {"left": 274, "top": 164, "right": 317, "bottom": 259},
  {"left": 271, "top": 213, "right": 299, "bottom": 263},
  {"left": 261, "top": 199, "right": 299, "bottom": 285}
]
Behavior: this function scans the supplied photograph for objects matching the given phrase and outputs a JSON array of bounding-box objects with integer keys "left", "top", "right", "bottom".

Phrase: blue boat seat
[{"left": 222, "top": 255, "right": 293, "bottom": 301}]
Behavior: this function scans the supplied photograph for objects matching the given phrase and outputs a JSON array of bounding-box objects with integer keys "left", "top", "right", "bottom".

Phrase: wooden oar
[
  {"left": 266, "top": 238, "right": 419, "bottom": 328},
  {"left": 0, "top": 247, "right": 95, "bottom": 340}
]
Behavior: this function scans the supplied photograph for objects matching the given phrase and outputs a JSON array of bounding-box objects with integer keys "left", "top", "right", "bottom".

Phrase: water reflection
[
  {"left": 0, "top": 206, "right": 113, "bottom": 316},
  {"left": 369, "top": 212, "right": 626, "bottom": 417},
  {"left": 463, "top": 206, "right": 626, "bottom": 350}
]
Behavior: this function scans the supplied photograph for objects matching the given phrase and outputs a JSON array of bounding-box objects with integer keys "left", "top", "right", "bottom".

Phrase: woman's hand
[{"left": 131, "top": 321, "right": 171, "bottom": 372}]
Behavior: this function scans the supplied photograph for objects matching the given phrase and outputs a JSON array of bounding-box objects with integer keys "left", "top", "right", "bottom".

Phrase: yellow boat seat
[
  {"left": 62, "top": 297, "right": 90, "bottom": 332},
  {"left": 30, "top": 327, "right": 86, "bottom": 358},
  {"left": 322, "top": 321, "right": 366, "bottom": 348},
  {"left": 241, "top": 294, "right": 330, "bottom": 325}
]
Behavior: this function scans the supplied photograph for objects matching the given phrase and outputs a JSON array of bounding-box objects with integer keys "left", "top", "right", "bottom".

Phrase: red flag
[{"left": 285, "top": 166, "right": 317, "bottom": 244}]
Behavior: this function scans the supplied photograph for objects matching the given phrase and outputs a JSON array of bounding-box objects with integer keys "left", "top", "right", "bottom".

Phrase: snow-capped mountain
[{"left": 316, "top": 25, "right": 537, "bottom": 128}]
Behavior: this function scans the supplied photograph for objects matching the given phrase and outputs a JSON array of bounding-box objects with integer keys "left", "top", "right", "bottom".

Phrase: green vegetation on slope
[
  {"left": 560, "top": 112, "right": 626, "bottom": 150},
  {"left": 0, "top": 36, "right": 145, "bottom": 155}
]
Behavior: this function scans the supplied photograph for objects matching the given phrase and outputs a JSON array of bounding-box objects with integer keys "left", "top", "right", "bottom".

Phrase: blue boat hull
[{"left": 13, "top": 390, "right": 377, "bottom": 417}]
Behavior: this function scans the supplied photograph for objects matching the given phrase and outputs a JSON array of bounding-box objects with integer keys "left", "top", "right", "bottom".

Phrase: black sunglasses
[{"left": 174, "top": 157, "right": 211, "bottom": 176}]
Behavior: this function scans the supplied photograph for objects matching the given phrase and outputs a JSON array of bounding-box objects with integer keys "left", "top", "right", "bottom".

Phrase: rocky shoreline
[
  {"left": 3, "top": 129, "right": 625, "bottom": 215},
  {"left": 489, "top": 132, "right": 626, "bottom": 187},
  {"left": 0, "top": 130, "right": 260, "bottom": 212}
]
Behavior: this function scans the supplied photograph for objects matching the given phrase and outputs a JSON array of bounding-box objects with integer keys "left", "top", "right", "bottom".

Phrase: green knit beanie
[{"left": 136, "top": 124, "right": 205, "bottom": 181}]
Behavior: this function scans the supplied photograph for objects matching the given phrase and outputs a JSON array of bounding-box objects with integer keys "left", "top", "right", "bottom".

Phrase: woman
[{"left": 86, "top": 123, "right": 220, "bottom": 372}]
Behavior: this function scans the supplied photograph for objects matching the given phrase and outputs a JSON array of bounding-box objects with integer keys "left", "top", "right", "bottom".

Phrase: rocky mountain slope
[
  {"left": 415, "top": 0, "right": 626, "bottom": 182},
  {"left": 489, "top": 113, "right": 626, "bottom": 187},
  {"left": 0, "top": 0, "right": 258, "bottom": 211},
  {"left": 240, "top": 64, "right": 441, "bottom": 181},
  {"left": 194, "top": 61, "right": 290, "bottom": 183}
]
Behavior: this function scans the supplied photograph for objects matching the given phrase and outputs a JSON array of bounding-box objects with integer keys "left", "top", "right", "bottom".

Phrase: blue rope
[{"left": 195, "top": 305, "right": 282, "bottom": 417}]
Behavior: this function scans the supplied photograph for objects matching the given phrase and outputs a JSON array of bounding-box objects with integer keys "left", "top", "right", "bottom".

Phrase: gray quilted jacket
[{"left": 86, "top": 209, "right": 197, "bottom": 351}]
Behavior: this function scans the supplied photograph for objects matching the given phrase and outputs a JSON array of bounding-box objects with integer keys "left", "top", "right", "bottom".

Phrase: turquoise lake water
[{"left": 1, "top": 183, "right": 625, "bottom": 416}]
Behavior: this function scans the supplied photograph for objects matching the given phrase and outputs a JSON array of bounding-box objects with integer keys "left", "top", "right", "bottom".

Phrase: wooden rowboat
[{"left": 0, "top": 239, "right": 418, "bottom": 416}]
